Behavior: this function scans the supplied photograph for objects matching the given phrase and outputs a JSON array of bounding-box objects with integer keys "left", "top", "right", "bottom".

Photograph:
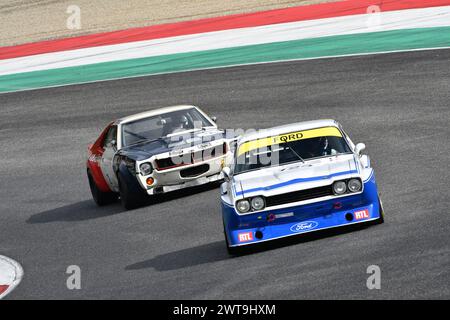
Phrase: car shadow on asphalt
[
  {"left": 26, "top": 182, "right": 222, "bottom": 224},
  {"left": 26, "top": 200, "right": 124, "bottom": 224},
  {"left": 125, "top": 223, "right": 375, "bottom": 272},
  {"left": 125, "top": 240, "right": 228, "bottom": 272}
]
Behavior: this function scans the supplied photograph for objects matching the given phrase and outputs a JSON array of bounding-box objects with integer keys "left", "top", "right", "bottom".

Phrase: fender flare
[{"left": 117, "top": 161, "right": 146, "bottom": 194}]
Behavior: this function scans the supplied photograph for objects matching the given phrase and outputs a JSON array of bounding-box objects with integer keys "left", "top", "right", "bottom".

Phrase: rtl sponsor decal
[
  {"left": 238, "top": 232, "right": 253, "bottom": 242},
  {"left": 354, "top": 209, "right": 370, "bottom": 220}
]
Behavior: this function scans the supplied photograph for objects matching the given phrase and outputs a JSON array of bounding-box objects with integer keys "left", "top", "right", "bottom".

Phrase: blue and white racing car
[{"left": 220, "top": 120, "right": 384, "bottom": 254}]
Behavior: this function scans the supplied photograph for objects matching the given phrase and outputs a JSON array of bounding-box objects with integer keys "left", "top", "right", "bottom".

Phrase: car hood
[
  {"left": 232, "top": 153, "right": 361, "bottom": 198},
  {"left": 118, "top": 128, "right": 226, "bottom": 161}
]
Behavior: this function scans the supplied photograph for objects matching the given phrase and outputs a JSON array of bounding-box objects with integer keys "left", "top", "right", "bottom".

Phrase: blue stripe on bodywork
[{"left": 235, "top": 169, "right": 358, "bottom": 196}]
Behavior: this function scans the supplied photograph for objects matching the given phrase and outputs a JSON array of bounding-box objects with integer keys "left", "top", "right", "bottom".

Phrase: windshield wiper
[{"left": 283, "top": 141, "right": 305, "bottom": 164}]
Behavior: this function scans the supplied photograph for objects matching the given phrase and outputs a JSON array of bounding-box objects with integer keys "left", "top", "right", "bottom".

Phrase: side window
[
  {"left": 102, "top": 126, "right": 117, "bottom": 148},
  {"left": 191, "top": 108, "right": 213, "bottom": 127}
]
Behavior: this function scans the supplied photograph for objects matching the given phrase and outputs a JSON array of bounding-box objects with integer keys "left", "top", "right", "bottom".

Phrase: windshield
[
  {"left": 121, "top": 108, "right": 213, "bottom": 147},
  {"left": 234, "top": 127, "right": 352, "bottom": 174}
]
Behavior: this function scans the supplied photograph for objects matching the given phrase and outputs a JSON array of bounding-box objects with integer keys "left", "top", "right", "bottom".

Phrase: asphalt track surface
[{"left": 1, "top": 49, "right": 449, "bottom": 299}]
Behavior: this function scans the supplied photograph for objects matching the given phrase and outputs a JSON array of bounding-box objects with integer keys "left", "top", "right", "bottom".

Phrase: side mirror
[
  {"left": 355, "top": 143, "right": 366, "bottom": 156},
  {"left": 211, "top": 116, "right": 217, "bottom": 123},
  {"left": 222, "top": 167, "right": 231, "bottom": 182}
]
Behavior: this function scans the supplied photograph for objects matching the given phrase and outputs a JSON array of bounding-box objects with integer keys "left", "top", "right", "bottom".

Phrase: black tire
[
  {"left": 118, "top": 175, "right": 147, "bottom": 210},
  {"left": 87, "top": 170, "right": 117, "bottom": 206}
]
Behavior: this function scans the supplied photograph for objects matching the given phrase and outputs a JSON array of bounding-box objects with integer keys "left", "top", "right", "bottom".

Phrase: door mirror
[
  {"left": 355, "top": 143, "right": 366, "bottom": 156},
  {"left": 222, "top": 167, "right": 231, "bottom": 182},
  {"left": 211, "top": 116, "right": 217, "bottom": 123}
]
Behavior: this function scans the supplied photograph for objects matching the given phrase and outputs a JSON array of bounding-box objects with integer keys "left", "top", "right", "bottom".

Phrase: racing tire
[
  {"left": 87, "top": 170, "right": 117, "bottom": 206},
  {"left": 118, "top": 175, "right": 147, "bottom": 210}
]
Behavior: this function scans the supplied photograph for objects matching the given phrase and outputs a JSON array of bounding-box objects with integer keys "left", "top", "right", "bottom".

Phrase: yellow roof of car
[{"left": 237, "top": 125, "right": 342, "bottom": 156}]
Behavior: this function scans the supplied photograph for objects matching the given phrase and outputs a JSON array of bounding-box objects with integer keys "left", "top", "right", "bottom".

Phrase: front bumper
[
  {"left": 136, "top": 153, "right": 230, "bottom": 195},
  {"left": 146, "top": 171, "right": 222, "bottom": 195},
  {"left": 224, "top": 201, "right": 380, "bottom": 247},
  {"left": 223, "top": 173, "right": 381, "bottom": 247}
]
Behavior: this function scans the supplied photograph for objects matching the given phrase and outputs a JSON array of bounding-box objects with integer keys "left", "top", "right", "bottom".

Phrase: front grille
[
  {"left": 180, "top": 164, "right": 210, "bottom": 178},
  {"left": 155, "top": 157, "right": 178, "bottom": 169},
  {"left": 265, "top": 185, "right": 333, "bottom": 207},
  {"left": 155, "top": 143, "right": 226, "bottom": 170}
]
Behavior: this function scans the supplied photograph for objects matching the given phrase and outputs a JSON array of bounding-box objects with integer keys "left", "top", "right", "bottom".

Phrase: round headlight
[
  {"left": 348, "top": 178, "right": 362, "bottom": 192},
  {"left": 251, "top": 196, "right": 265, "bottom": 211},
  {"left": 236, "top": 199, "right": 251, "bottom": 213},
  {"left": 139, "top": 162, "right": 153, "bottom": 176},
  {"left": 333, "top": 181, "right": 347, "bottom": 195}
]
